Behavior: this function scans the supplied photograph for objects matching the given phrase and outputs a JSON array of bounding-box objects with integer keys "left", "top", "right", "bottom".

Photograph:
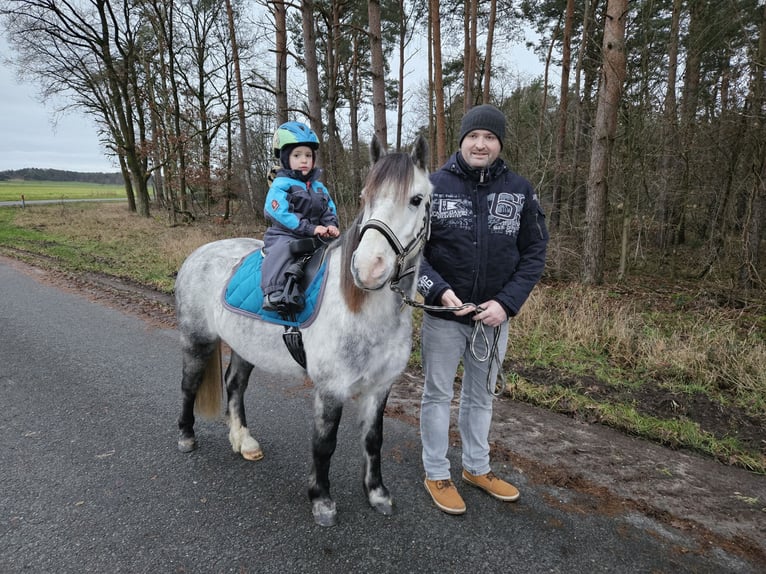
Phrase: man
[{"left": 417, "top": 104, "right": 549, "bottom": 515}]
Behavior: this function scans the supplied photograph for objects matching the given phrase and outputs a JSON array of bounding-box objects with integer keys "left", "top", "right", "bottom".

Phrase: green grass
[{"left": 0, "top": 180, "right": 125, "bottom": 202}]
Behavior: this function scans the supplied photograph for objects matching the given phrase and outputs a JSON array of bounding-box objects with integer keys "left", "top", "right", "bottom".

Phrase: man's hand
[
  {"left": 440, "top": 289, "right": 476, "bottom": 317},
  {"left": 472, "top": 299, "right": 507, "bottom": 327}
]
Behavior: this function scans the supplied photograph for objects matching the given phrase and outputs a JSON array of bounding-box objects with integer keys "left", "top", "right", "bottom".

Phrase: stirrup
[{"left": 282, "top": 325, "right": 306, "bottom": 369}]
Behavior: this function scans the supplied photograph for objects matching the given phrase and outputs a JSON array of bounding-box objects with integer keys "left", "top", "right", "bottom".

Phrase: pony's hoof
[
  {"left": 368, "top": 487, "right": 393, "bottom": 515},
  {"left": 312, "top": 500, "right": 337, "bottom": 527},
  {"left": 178, "top": 436, "right": 197, "bottom": 453},
  {"left": 241, "top": 448, "right": 264, "bottom": 461},
  {"left": 371, "top": 499, "right": 393, "bottom": 516}
]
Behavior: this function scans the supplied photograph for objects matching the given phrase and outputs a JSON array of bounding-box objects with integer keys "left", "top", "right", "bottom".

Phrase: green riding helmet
[{"left": 272, "top": 122, "right": 320, "bottom": 158}]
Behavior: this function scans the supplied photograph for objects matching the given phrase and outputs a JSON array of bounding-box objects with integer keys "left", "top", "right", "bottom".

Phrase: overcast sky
[
  {"left": 1, "top": 33, "right": 545, "bottom": 175},
  {"left": 1, "top": 36, "right": 116, "bottom": 173}
]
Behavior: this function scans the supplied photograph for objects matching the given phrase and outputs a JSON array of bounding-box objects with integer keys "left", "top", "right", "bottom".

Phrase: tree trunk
[
  {"left": 673, "top": 0, "right": 704, "bottom": 251},
  {"left": 539, "top": 19, "right": 561, "bottom": 136},
  {"left": 301, "top": 0, "right": 324, "bottom": 166},
  {"left": 550, "top": 0, "right": 575, "bottom": 232},
  {"left": 482, "top": 0, "right": 497, "bottom": 104},
  {"left": 396, "top": 0, "right": 406, "bottom": 150},
  {"left": 582, "top": 0, "right": 628, "bottom": 285},
  {"left": 656, "top": 0, "right": 681, "bottom": 250},
  {"left": 430, "top": 0, "right": 447, "bottom": 167},
  {"left": 569, "top": 0, "right": 598, "bottom": 227},
  {"left": 273, "top": 0, "right": 288, "bottom": 125},
  {"left": 463, "top": 0, "right": 477, "bottom": 111},
  {"left": 164, "top": 3, "right": 189, "bottom": 215},
  {"left": 349, "top": 30, "right": 363, "bottom": 196},
  {"left": 740, "top": 3, "right": 766, "bottom": 289},
  {"left": 225, "top": 0, "right": 257, "bottom": 214},
  {"left": 368, "top": 0, "right": 388, "bottom": 147},
  {"left": 323, "top": 1, "right": 341, "bottom": 187}
]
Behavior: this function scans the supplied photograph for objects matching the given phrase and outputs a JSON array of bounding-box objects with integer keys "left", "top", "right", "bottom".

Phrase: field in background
[{"left": 0, "top": 180, "right": 125, "bottom": 202}]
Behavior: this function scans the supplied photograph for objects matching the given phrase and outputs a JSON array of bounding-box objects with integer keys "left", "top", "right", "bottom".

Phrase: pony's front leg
[
  {"left": 225, "top": 350, "right": 263, "bottom": 461},
  {"left": 360, "top": 388, "right": 393, "bottom": 516},
  {"left": 309, "top": 391, "right": 343, "bottom": 527}
]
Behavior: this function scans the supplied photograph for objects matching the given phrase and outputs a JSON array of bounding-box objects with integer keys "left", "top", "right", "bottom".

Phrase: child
[{"left": 261, "top": 121, "right": 340, "bottom": 312}]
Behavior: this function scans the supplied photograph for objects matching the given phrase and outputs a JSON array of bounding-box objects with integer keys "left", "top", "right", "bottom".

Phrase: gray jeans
[{"left": 420, "top": 312, "right": 509, "bottom": 480}]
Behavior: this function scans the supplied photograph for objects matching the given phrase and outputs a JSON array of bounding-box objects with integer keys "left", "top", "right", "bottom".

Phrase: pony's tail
[{"left": 194, "top": 343, "right": 223, "bottom": 419}]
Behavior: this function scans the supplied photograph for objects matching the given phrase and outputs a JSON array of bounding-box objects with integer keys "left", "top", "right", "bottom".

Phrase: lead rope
[
  {"left": 469, "top": 319, "right": 505, "bottom": 397},
  {"left": 390, "top": 282, "right": 505, "bottom": 396}
]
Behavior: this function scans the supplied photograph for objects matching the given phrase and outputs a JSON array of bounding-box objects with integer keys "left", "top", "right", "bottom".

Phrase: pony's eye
[{"left": 410, "top": 194, "right": 423, "bottom": 207}]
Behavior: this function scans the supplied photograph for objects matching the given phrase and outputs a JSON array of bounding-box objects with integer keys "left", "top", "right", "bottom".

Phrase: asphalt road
[{"left": 0, "top": 258, "right": 755, "bottom": 573}]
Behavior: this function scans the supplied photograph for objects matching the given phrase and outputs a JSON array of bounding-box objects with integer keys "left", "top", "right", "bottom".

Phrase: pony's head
[{"left": 342, "top": 135, "right": 432, "bottom": 310}]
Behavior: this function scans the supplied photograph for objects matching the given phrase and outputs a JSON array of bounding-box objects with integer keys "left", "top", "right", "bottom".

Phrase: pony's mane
[{"left": 340, "top": 152, "right": 416, "bottom": 313}]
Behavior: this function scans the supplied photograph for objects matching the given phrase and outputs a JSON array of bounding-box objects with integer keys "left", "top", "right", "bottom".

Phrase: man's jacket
[{"left": 417, "top": 152, "right": 549, "bottom": 323}]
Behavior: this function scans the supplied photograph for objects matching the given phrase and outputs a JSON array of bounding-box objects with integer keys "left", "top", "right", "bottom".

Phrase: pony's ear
[
  {"left": 370, "top": 135, "right": 387, "bottom": 164},
  {"left": 410, "top": 135, "right": 429, "bottom": 171}
]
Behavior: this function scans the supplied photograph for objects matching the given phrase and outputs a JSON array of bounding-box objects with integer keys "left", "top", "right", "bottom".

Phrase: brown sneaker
[
  {"left": 424, "top": 478, "right": 466, "bottom": 515},
  {"left": 462, "top": 470, "right": 520, "bottom": 502}
]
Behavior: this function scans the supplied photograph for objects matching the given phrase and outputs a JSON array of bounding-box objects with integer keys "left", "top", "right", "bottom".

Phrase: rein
[{"left": 390, "top": 287, "right": 505, "bottom": 397}]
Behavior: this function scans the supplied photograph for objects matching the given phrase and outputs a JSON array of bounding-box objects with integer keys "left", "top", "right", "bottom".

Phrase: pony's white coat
[{"left": 175, "top": 136, "right": 432, "bottom": 526}]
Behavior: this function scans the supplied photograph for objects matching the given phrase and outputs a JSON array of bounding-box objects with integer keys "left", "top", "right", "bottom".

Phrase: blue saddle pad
[{"left": 223, "top": 249, "right": 326, "bottom": 327}]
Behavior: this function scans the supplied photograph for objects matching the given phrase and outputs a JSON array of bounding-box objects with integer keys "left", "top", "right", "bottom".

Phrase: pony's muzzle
[{"left": 351, "top": 250, "right": 393, "bottom": 290}]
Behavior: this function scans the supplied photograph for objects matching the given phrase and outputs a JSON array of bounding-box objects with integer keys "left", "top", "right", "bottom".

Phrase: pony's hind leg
[
  {"left": 309, "top": 391, "right": 343, "bottom": 527},
  {"left": 359, "top": 388, "right": 393, "bottom": 516},
  {"left": 224, "top": 350, "right": 263, "bottom": 461},
  {"left": 178, "top": 340, "right": 219, "bottom": 452}
]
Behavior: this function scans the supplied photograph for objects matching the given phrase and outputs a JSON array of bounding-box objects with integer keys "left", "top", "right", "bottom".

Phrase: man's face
[{"left": 460, "top": 129, "right": 501, "bottom": 168}]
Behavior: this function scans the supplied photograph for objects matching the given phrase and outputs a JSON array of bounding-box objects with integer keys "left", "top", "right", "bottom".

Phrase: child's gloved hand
[{"left": 314, "top": 225, "right": 340, "bottom": 239}]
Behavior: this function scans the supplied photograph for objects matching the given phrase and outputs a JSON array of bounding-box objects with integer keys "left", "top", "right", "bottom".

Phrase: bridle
[
  {"left": 357, "top": 198, "right": 431, "bottom": 288},
  {"left": 358, "top": 200, "right": 504, "bottom": 397}
]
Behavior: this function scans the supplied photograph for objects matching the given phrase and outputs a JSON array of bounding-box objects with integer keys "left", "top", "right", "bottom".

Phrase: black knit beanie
[{"left": 459, "top": 104, "right": 506, "bottom": 148}]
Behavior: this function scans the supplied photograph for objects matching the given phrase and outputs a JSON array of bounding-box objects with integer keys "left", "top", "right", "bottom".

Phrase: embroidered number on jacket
[{"left": 488, "top": 192, "right": 523, "bottom": 236}]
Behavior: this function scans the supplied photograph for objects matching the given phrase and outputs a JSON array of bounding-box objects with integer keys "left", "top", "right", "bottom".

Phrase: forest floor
[{"left": 3, "top": 253, "right": 765, "bottom": 570}]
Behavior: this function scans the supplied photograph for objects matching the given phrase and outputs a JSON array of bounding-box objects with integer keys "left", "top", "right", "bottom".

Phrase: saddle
[{"left": 223, "top": 238, "right": 332, "bottom": 370}]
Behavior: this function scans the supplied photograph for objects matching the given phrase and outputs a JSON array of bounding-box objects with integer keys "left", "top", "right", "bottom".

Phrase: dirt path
[
  {"left": 4, "top": 254, "right": 765, "bottom": 569},
  {"left": 388, "top": 373, "right": 766, "bottom": 567}
]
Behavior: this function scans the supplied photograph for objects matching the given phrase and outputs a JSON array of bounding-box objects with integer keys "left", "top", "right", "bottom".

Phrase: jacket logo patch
[
  {"left": 488, "top": 192, "right": 523, "bottom": 235},
  {"left": 271, "top": 199, "right": 280, "bottom": 211},
  {"left": 417, "top": 275, "right": 433, "bottom": 296}
]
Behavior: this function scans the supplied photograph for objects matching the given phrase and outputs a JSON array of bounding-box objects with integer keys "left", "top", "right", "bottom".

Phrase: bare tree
[
  {"left": 1, "top": 0, "right": 156, "bottom": 215},
  {"left": 430, "top": 0, "right": 447, "bottom": 167},
  {"left": 301, "top": 0, "right": 323, "bottom": 165},
  {"left": 550, "top": 0, "right": 575, "bottom": 232},
  {"left": 740, "top": 2, "right": 766, "bottom": 289},
  {"left": 368, "top": 0, "right": 387, "bottom": 147},
  {"left": 582, "top": 0, "right": 628, "bottom": 284},
  {"left": 463, "top": 0, "right": 477, "bottom": 111},
  {"left": 481, "top": 0, "right": 497, "bottom": 104},
  {"left": 225, "top": 0, "right": 257, "bottom": 213},
  {"left": 655, "top": 0, "right": 681, "bottom": 250},
  {"left": 273, "top": 0, "right": 289, "bottom": 125},
  {"left": 568, "top": 0, "right": 599, "bottom": 225}
]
